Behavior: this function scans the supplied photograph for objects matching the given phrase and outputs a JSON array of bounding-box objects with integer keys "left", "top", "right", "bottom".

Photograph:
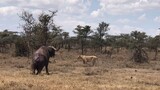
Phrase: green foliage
[
  {"left": 19, "top": 10, "right": 61, "bottom": 50},
  {"left": 117, "top": 34, "right": 131, "bottom": 48},
  {"left": 132, "top": 47, "right": 148, "bottom": 63},
  {"left": 130, "top": 31, "right": 148, "bottom": 49},
  {"left": 37, "top": 10, "right": 58, "bottom": 45},
  {"left": 0, "top": 30, "right": 17, "bottom": 45},
  {"left": 130, "top": 31, "right": 148, "bottom": 63},
  {"left": 61, "top": 32, "right": 70, "bottom": 49},
  {"left": 14, "top": 36, "right": 29, "bottom": 56},
  {"left": 73, "top": 25, "right": 92, "bottom": 38},
  {"left": 1, "top": 9, "right": 158, "bottom": 61},
  {"left": 49, "top": 26, "right": 63, "bottom": 46},
  {"left": 147, "top": 35, "right": 160, "bottom": 50},
  {"left": 73, "top": 25, "right": 92, "bottom": 54},
  {"left": 146, "top": 35, "right": 160, "bottom": 60},
  {"left": 0, "top": 30, "right": 18, "bottom": 53},
  {"left": 93, "top": 22, "right": 110, "bottom": 52}
]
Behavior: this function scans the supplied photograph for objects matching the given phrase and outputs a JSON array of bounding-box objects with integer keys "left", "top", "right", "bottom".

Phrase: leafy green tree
[
  {"left": 109, "top": 34, "right": 131, "bottom": 52},
  {"left": 19, "top": 10, "right": 59, "bottom": 52},
  {"left": 118, "top": 34, "right": 131, "bottom": 49},
  {"left": 94, "top": 22, "right": 110, "bottom": 52},
  {"left": 37, "top": 10, "right": 58, "bottom": 46},
  {"left": 62, "top": 32, "right": 69, "bottom": 49},
  {"left": 67, "top": 36, "right": 78, "bottom": 50},
  {"left": 73, "top": 25, "right": 92, "bottom": 54},
  {"left": 130, "top": 31, "right": 148, "bottom": 63},
  {"left": 14, "top": 35, "right": 29, "bottom": 56},
  {"left": 0, "top": 30, "right": 18, "bottom": 53},
  {"left": 49, "top": 26, "right": 63, "bottom": 47},
  {"left": 147, "top": 35, "right": 160, "bottom": 60},
  {"left": 19, "top": 10, "right": 35, "bottom": 55}
]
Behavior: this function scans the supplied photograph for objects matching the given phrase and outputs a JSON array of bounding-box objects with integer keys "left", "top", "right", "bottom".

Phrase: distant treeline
[{"left": 0, "top": 10, "right": 160, "bottom": 63}]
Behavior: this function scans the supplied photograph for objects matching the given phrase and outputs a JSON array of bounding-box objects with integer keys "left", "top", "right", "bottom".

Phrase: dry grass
[{"left": 0, "top": 49, "right": 160, "bottom": 90}]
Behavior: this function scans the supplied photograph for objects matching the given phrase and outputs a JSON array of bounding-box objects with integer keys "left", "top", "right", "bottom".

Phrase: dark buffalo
[{"left": 31, "top": 46, "right": 57, "bottom": 75}]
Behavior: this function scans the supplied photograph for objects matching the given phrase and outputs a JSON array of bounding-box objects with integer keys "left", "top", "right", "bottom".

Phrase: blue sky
[{"left": 0, "top": 0, "right": 160, "bottom": 36}]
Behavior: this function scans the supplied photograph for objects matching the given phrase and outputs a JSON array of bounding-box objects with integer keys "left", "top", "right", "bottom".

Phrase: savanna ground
[{"left": 0, "top": 49, "right": 160, "bottom": 90}]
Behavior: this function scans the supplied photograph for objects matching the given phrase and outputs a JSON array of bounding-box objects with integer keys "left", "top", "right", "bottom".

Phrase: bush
[
  {"left": 14, "top": 37, "right": 29, "bottom": 57},
  {"left": 131, "top": 47, "right": 148, "bottom": 63}
]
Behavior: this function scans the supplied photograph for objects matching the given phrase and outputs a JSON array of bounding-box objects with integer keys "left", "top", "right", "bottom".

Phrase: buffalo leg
[
  {"left": 36, "top": 70, "right": 39, "bottom": 75},
  {"left": 45, "top": 65, "right": 49, "bottom": 75},
  {"left": 36, "top": 66, "right": 43, "bottom": 75},
  {"left": 32, "top": 69, "right": 36, "bottom": 74},
  {"left": 31, "top": 64, "right": 36, "bottom": 75},
  {"left": 36, "top": 69, "right": 41, "bottom": 75}
]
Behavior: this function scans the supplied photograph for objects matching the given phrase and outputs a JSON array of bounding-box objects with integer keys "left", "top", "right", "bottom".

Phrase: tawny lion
[{"left": 77, "top": 55, "right": 98, "bottom": 66}]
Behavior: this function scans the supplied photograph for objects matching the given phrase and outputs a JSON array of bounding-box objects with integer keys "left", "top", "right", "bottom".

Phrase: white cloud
[
  {"left": 55, "top": 17, "right": 87, "bottom": 36},
  {"left": 147, "top": 28, "right": 160, "bottom": 36},
  {"left": 0, "top": 28, "right": 4, "bottom": 31},
  {"left": 138, "top": 13, "right": 146, "bottom": 21},
  {"left": 154, "top": 16, "right": 160, "bottom": 23},
  {"left": 0, "top": 0, "right": 91, "bottom": 15},
  {"left": 116, "top": 19, "right": 130, "bottom": 24},
  {"left": 109, "top": 25, "right": 144, "bottom": 35},
  {"left": 0, "top": 0, "right": 159, "bottom": 37},
  {"left": 109, "top": 24, "right": 158, "bottom": 36},
  {"left": 90, "top": 9, "right": 101, "bottom": 17},
  {"left": 31, "top": 9, "right": 43, "bottom": 16},
  {"left": 66, "top": 0, "right": 79, "bottom": 4},
  {"left": 61, "top": 0, "right": 91, "bottom": 15},
  {"left": 55, "top": 15, "right": 97, "bottom": 36},
  {"left": 95, "top": 0, "right": 160, "bottom": 15},
  {"left": 0, "top": 6, "right": 20, "bottom": 15},
  {"left": 123, "top": 25, "right": 143, "bottom": 32},
  {"left": 108, "top": 25, "right": 122, "bottom": 35}
]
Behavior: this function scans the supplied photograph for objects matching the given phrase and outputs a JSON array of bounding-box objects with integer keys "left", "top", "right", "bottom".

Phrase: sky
[{"left": 0, "top": 0, "right": 160, "bottom": 36}]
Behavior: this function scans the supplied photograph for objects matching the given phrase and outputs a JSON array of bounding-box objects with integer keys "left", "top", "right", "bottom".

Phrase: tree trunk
[
  {"left": 27, "top": 41, "right": 32, "bottom": 58},
  {"left": 67, "top": 41, "right": 71, "bottom": 52},
  {"left": 100, "top": 36, "right": 103, "bottom": 53},
  {"left": 81, "top": 39, "right": 84, "bottom": 55},
  {"left": 153, "top": 49, "right": 158, "bottom": 60}
]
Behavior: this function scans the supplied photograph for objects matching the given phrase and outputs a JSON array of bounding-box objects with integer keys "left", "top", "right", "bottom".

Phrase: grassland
[{"left": 0, "top": 49, "right": 160, "bottom": 90}]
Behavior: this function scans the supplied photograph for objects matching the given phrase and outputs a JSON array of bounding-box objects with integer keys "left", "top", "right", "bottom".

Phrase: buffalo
[{"left": 31, "top": 46, "right": 58, "bottom": 75}]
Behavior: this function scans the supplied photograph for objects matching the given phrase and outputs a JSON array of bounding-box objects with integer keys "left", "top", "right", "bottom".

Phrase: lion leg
[
  {"left": 83, "top": 60, "right": 86, "bottom": 64},
  {"left": 92, "top": 59, "right": 96, "bottom": 66}
]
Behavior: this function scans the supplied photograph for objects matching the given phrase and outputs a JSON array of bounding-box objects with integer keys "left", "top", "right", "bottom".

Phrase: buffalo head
[{"left": 48, "top": 46, "right": 56, "bottom": 57}]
